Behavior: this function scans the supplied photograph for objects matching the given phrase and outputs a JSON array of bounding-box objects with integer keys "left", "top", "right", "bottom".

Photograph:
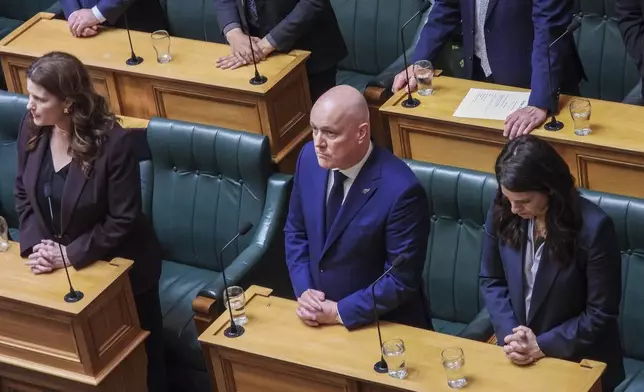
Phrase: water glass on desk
[
  {"left": 223, "top": 286, "right": 247, "bottom": 325},
  {"left": 0, "top": 216, "right": 9, "bottom": 252},
  {"left": 413, "top": 60, "right": 434, "bottom": 96},
  {"left": 382, "top": 338, "right": 408, "bottom": 379},
  {"left": 441, "top": 347, "right": 467, "bottom": 388},
  {"left": 151, "top": 30, "right": 172, "bottom": 64},
  {"left": 570, "top": 98, "right": 592, "bottom": 136}
]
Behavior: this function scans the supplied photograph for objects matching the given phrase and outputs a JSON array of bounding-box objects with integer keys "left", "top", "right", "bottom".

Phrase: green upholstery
[
  {"left": 0, "top": 91, "right": 27, "bottom": 238},
  {"left": 405, "top": 160, "right": 496, "bottom": 341},
  {"left": 158, "top": 0, "right": 225, "bottom": 43},
  {"left": 145, "top": 117, "right": 292, "bottom": 392},
  {"left": 573, "top": 0, "right": 640, "bottom": 101}
]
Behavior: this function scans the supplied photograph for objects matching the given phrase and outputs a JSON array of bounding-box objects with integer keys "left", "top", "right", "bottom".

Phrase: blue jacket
[
  {"left": 480, "top": 196, "right": 625, "bottom": 391},
  {"left": 412, "top": 0, "right": 584, "bottom": 111},
  {"left": 285, "top": 142, "right": 433, "bottom": 330},
  {"left": 60, "top": 0, "right": 167, "bottom": 33}
]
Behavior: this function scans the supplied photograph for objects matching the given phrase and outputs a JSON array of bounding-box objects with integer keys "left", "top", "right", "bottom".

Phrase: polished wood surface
[
  {"left": 117, "top": 115, "right": 149, "bottom": 129},
  {"left": 0, "top": 242, "right": 148, "bottom": 391},
  {"left": 381, "top": 76, "right": 644, "bottom": 199},
  {"left": 0, "top": 13, "right": 312, "bottom": 171},
  {"left": 200, "top": 286, "right": 604, "bottom": 392}
]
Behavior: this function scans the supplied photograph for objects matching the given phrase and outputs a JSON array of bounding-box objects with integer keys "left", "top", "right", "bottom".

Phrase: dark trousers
[
  {"left": 309, "top": 67, "right": 338, "bottom": 104},
  {"left": 134, "top": 286, "right": 168, "bottom": 392}
]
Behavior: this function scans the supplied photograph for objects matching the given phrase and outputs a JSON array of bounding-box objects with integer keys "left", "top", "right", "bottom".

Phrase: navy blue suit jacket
[
  {"left": 412, "top": 0, "right": 584, "bottom": 111},
  {"left": 284, "top": 142, "right": 433, "bottom": 330},
  {"left": 60, "top": 0, "right": 167, "bottom": 33},
  {"left": 480, "top": 196, "right": 625, "bottom": 391}
]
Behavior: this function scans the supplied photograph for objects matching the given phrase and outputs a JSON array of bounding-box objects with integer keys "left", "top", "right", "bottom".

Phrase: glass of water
[
  {"left": 569, "top": 98, "right": 592, "bottom": 136},
  {"left": 441, "top": 347, "right": 467, "bottom": 388},
  {"left": 151, "top": 30, "right": 173, "bottom": 63},
  {"left": 382, "top": 338, "right": 408, "bottom": 379},
  {"left": 0, "top": 216, "right": 9, "bottom": 252},
  {"left": 223, "top": 286, "right": 247, "bottom": 325},
  {"left": 413, "top": 60, "right": 434, "bottom": 96}
]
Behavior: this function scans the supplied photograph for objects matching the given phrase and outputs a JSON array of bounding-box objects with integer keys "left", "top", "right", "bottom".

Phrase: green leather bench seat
[
  {"left": 621, "top": 358, "right": 644, "bottom": 391},
  {"left": 0, "top": 17, "right": 21, "bottom": 40},
  {"left": 162, "top": 0, "right": 224, "bottom": 43}
]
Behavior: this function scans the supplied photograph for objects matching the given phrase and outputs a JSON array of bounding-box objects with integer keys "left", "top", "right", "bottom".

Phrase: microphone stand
[
  {"left": 242, "top": 0, "right": 267, "bottom": 85},
  {"left": 220, "top": 223, "right": 253, "bottom": 338},
  {"left": 400, "top": 1, "right": 432, "bottom": 108},
  {"left": 124, "top": 12, "right": 143, "bottom": 66}
]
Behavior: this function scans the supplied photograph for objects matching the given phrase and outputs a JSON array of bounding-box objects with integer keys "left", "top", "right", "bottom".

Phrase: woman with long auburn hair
[
  {"left": 14, "top": 51, "right": 167, "bottom": 392},
  {"left": 480, "top": 135, "right": 625, "bottom": 391}
]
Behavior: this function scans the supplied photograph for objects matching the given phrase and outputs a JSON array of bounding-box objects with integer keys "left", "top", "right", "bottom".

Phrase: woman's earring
[{"left": 63, "top": 107, "right": 69, "bottom": 114}]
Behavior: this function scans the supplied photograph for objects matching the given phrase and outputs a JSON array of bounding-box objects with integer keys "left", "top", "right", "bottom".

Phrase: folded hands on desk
[
  {"left": 24, "top": 239, "right": 70, "bottom": 275},
  {"left": 504, "top": 325, "right": 546, "bottom": 366},
  {"left": 296, "top": 288, "right": 341, "bottom": 327}
]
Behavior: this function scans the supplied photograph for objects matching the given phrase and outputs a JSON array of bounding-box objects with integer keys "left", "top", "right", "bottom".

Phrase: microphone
[
  {"left": 400, "top": 1, "right": 432, "bottom": 108},
  {"left": 241, "top": 0, "right": 267, "bottom": 85},
  {"left": 124, "top": 12, "right": 143, "bottom": 66},
  {"left": 544, "top": 16, "right": 582, "bottom": 131},
  {"left": 43, "top": 183, "right": 84, "bottom": 303},
  {"left": 371, "top": 255, "right": 407, "bottom": 373},
  {"left": 220, "top": 221, "right": 254, "bottom": 338}
]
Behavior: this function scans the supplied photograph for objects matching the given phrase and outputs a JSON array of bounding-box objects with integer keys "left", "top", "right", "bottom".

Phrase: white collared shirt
[
  {"left": 524, "top": 218, "right": 544, "bottom": 318},
  {"left": 326, "top": 142, "right": 373, "bottom": 203}
]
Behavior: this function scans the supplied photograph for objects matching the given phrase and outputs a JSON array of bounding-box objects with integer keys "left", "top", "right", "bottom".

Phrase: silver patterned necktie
[{"left": 475, "top": 0, "right": 493, "bottom": 77}]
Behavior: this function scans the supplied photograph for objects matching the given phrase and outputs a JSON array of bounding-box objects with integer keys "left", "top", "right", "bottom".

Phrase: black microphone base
[
  {"left": 374, "top": 359, "right": 388, "bottom": 373},
  {"left": 64, "top": 290, "right": 84, "bottom": 303},
  {"left": 224, "top": 324, "right": 245, "bottom": 338},
  {"left": 126, "top": 56, "right": 144, "bottom": 66},
  {"left": 401, "top": 97, "right": 421, "bottom": 108},
  {"left": 249, "top": 75, "right": 268, "bottom": 85},
  {"left": 544, "top": 117, "right": 564, "bottom": 131}
]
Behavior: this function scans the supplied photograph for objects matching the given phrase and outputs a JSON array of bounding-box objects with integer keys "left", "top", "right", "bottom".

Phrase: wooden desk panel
[
  {"left": 0, "top": 13, "right": 312, "bottom": 172},
  {"left": 381, "top": 77, "right": 644, "bottom": 199},
  {"left": 200, "top": 286, "right": 604, "bottom": 392}
]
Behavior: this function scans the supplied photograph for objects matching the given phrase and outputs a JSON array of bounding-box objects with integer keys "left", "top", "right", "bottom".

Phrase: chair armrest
[
  {"left": 367, "top": 51, "right": 410, "bottom": 91},
  {"left": 197, "top": 172, "right": 293, "bottom": 301},
  {"left": 45, "top": 2, "right": 62, "bottom": 16},
  {"left": 459, "top": 308, "right": 494, "bottom": 342}
]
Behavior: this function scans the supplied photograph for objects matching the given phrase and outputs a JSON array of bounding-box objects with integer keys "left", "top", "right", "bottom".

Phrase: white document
[{"left": 453, "top": 88, "right": 530, "bottom": 120}]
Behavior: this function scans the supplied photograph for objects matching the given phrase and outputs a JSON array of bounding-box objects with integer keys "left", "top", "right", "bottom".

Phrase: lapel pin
[{"left": 362, "top": 188, "right": 370, "bottom": 194}]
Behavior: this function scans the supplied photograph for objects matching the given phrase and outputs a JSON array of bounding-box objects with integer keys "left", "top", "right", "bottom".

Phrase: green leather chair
[
  {"left": 405, "top": 161, "right": 495, "bottom": 341},
  {"left": 145, "top": 117, "right": 292, "bottom": 392},
  {"left": 158, "top": 0, "right": 225, "bottom": 43},
  {"left": 0, "top": 0, "right": 60, "bottom": 90},
  {"left": 573, "top": 0, "right": 640, "bottom": 102},
  {"left": 0, "top": 90, "right": 27, "bottom": 240}
]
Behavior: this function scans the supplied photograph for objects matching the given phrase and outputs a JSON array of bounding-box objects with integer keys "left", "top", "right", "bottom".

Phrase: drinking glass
[
  {"left": 413, "top": 60, "right": 434, "bottom": 96},
  {"left": 441, "top": 347, "right": 467, "bottom": 388},
  {"left": 151, "top": 30, "right": 172, "bottom": 63},
  {"left": 0, "top": 216, "right": 9, "bottom": 252},
  {"left": 382, "top": 338, "right": 408, "bottom": 379},
  {"left": 569, "top": 98, "right": 592, "bottom": 136},
  {"left": 223, "top": 286, "right": 247, "bottom": 325}
]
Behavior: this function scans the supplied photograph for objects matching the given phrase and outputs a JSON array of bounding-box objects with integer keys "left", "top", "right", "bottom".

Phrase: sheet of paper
[{"left": 453, "top": 88, "right": 530, "bottom": 120}]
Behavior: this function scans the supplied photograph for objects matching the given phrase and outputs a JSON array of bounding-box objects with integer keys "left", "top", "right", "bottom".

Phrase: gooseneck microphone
[
  {"left": 242, "top": 0, "right": 267, "bottom": 85},
  {"left": 219, "top": 221, "right": 254, "bottom": 338},
  {"left": 371, "top": 255, "right": 407, "bottom": 373},
  {"left": 544, "top": 16, "right": 582, "bottom": 131},
  {"left": 400, "top": 1, "right": 432, "bottom": 108},
  {"left": 124, "top": 12, "right": 143, "bottom": 66},
  {"left": 44, "top": 183, "right": 84, "bottom": 303}
]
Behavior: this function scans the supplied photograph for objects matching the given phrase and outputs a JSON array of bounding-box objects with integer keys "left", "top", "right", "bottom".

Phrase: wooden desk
[
  {"left": 0, "top": 13, "right": 312, "bottom": 171},
  {"left": 0, "top": 242, "right": 148, "bottom": 391},
  {"left": 381, "top": 77, "right": 644, "bottom": 199},
  {"left": 199, "top": 286, "right": 604, "bottom": 392}
]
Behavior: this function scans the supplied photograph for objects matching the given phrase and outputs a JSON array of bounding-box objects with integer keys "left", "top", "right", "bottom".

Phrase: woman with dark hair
[
  {"left": 480, "top": 135, "right": 625, "bottom": 391},
  {"left": 14, "top": 51, "right": 167, "bottom": 392}
]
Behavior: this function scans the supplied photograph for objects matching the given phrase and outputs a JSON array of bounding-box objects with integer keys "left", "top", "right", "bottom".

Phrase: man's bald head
[{"left": 310, "top": 85, "right": 371, "bottom": 169}]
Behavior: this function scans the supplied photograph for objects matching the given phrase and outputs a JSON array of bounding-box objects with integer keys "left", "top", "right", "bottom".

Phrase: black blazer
[
  {"left": 213, "top": 0, "right": 347, "bottom": 75},
  {"left": 616, "top": 0, "right": 644, "bottom": 93},
  {"left": 14, "top": 115, "right": 162, "bottom": 294}
]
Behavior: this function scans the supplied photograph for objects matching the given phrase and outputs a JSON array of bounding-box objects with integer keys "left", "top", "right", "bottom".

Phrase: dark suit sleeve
[
  {"left": 337, "top": 183, "right": 430, "bottom": 330},
  {"left": 410, "top": 0, "right": 461, "bottom": 63},
  {"left": 66, "top": 132, "right": 142, "bottom": 269},
  {"left": 15, "top": 115, "right": 50, "bottom": 257},
  {"left": 60, "top": 0, "right": 82, "bottom": 19},
  {"left": 528, "top": 0, "right": 575, "bottom": 110},
  {"left": 95, "top": 0, "right": 139, "bottom": 24},
  {"left": 616, "top": 0, "right": 644, "bottom": 70},
  {"left": 284, "top": 148, "right": 314, "bottom": 297},
  {"left": 536, "top": 216, "right": 622, "bottom": 359},
  {"left": 480, "top": 204, "right": 521, "bottom": 344},
  {"left": 265, "top": 0, "right": 332, "bottom": 52},
  {"left": 213, "top": 0, "right": 242, "bottom": 34}
]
